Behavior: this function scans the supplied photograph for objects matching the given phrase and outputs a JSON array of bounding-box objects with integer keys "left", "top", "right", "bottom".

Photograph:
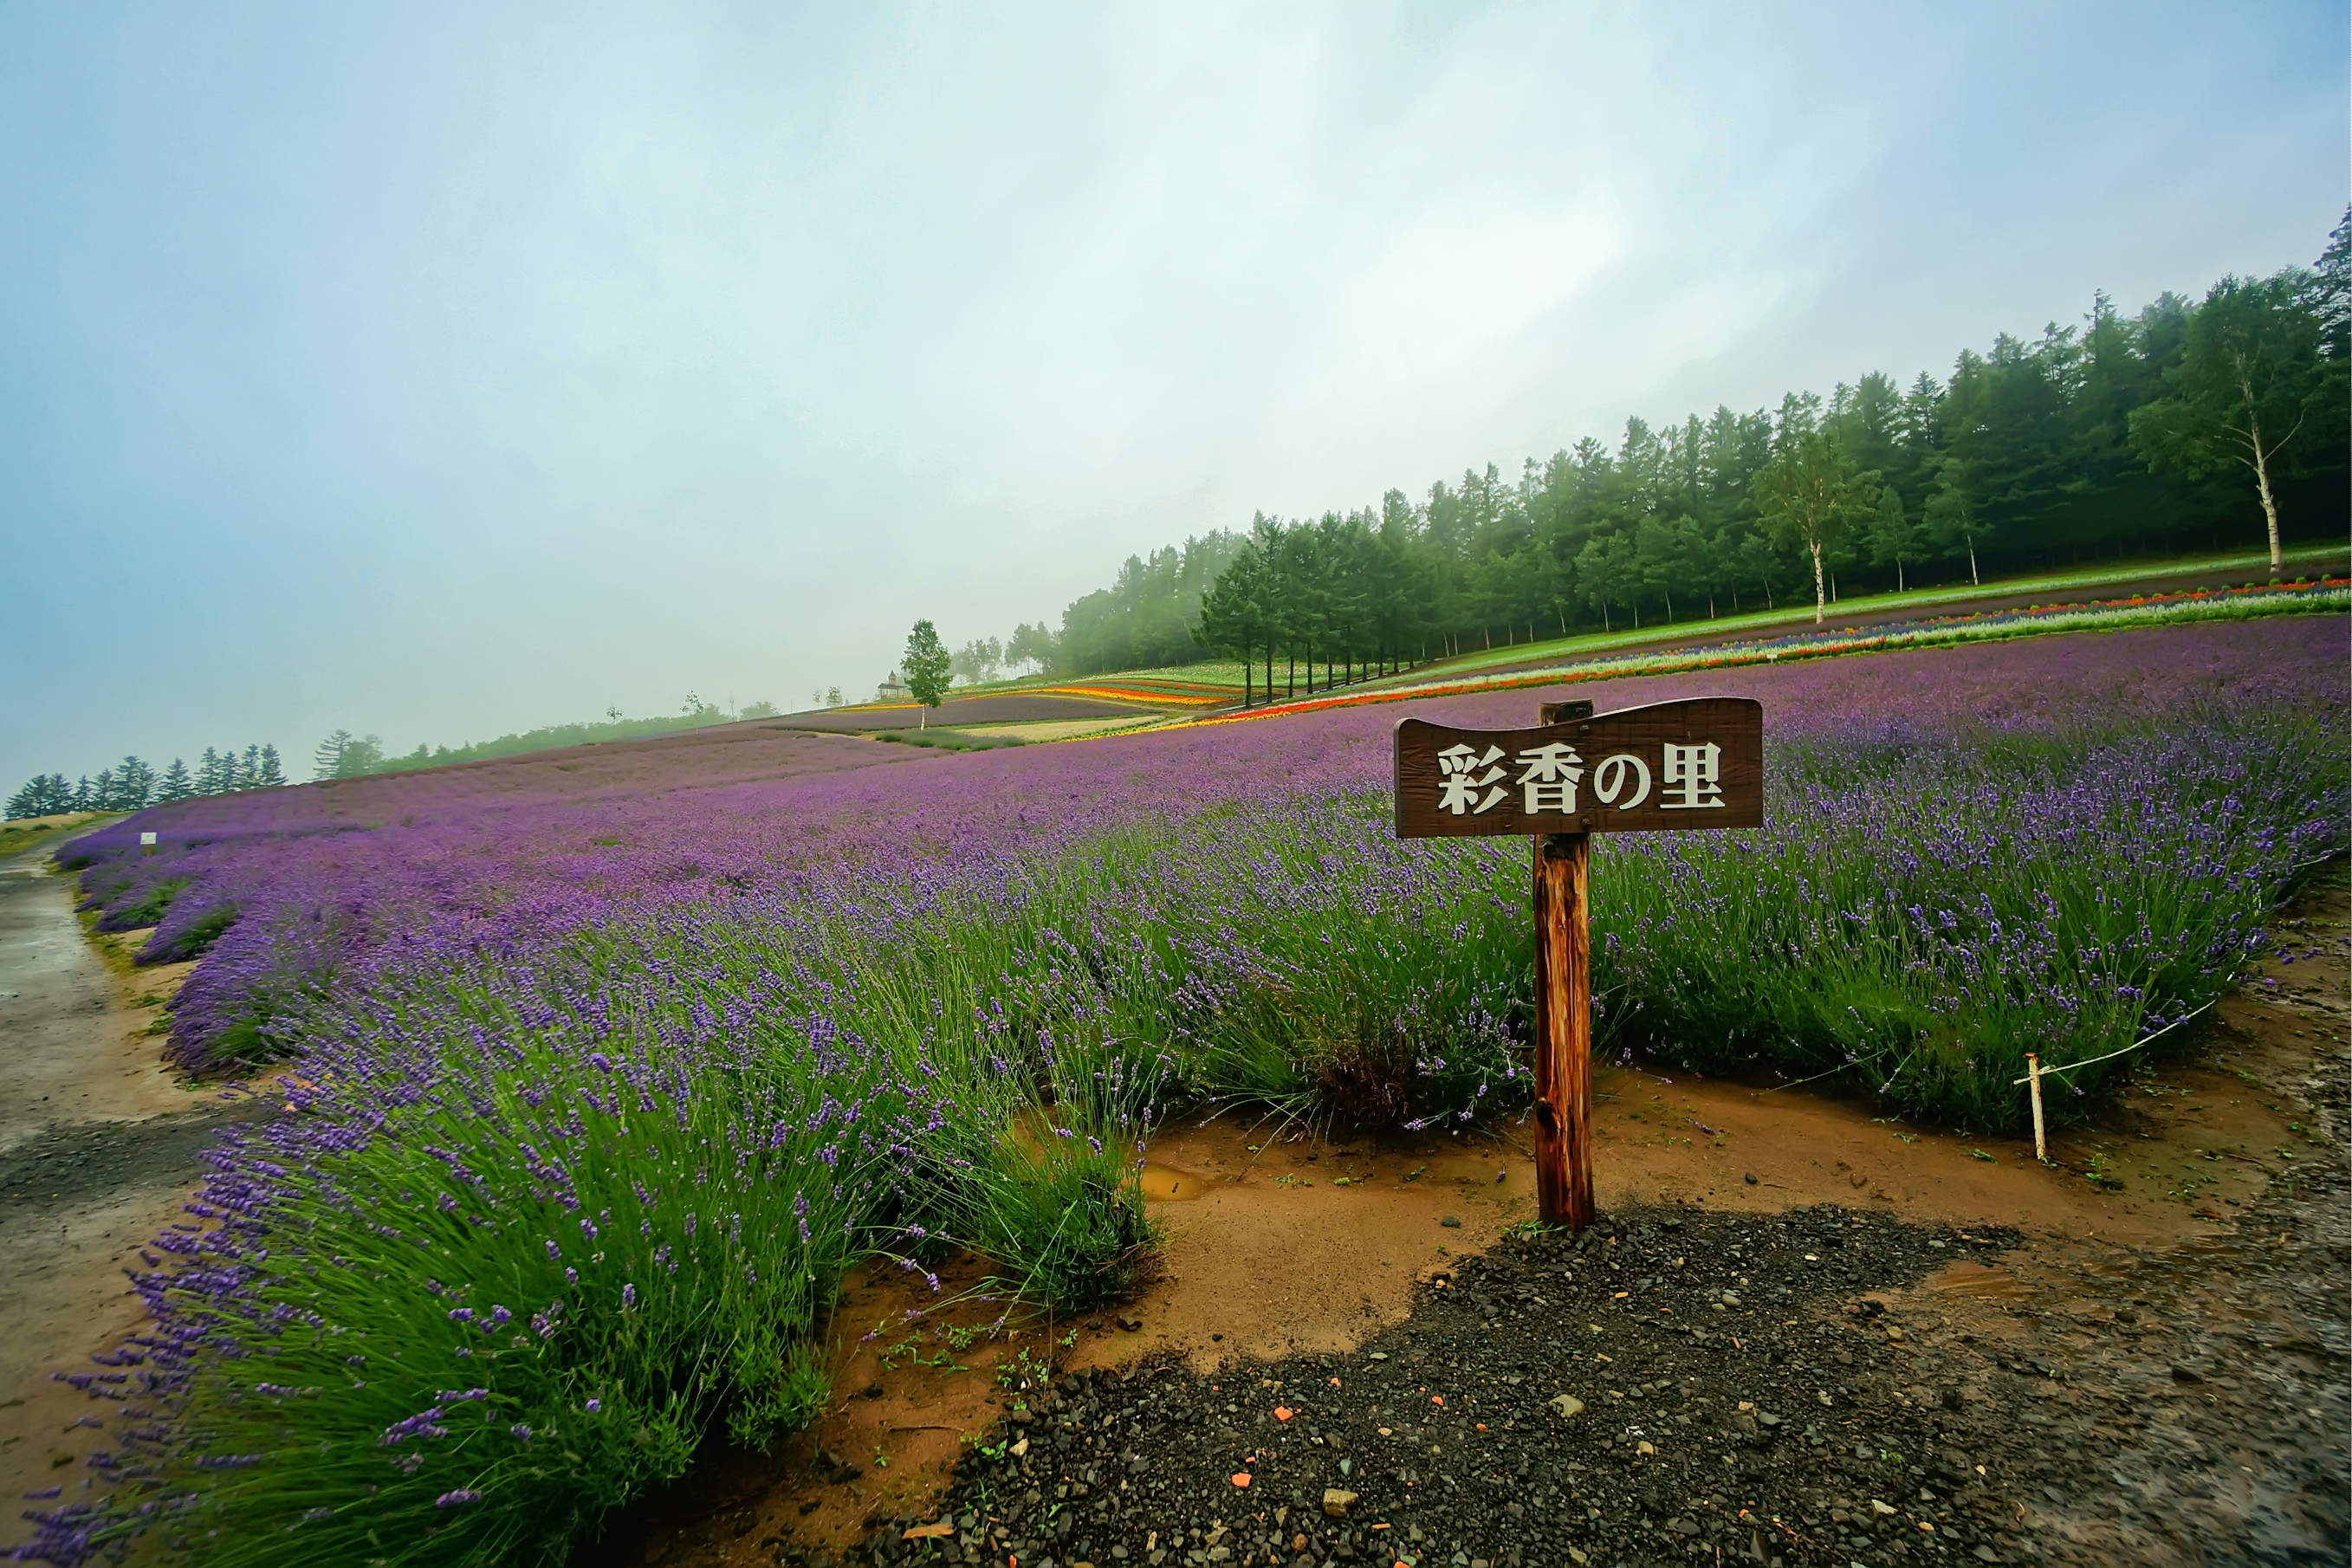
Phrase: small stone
[
  {"left": 1548, "top": 1394, "right": 1585, "bottom": 1419},
  {"left": 1668, "top": 1519, "right": 1701, "bottom": 1537},
  {"left": 1118, "top": 1314, "right": 1144, "bottom": 1332},
  {"left": 1441, "top": 1216, "right": 1461, "bottom": 1228},
  {"left": 1817, "top": 1390, "right": 1835, "bottom": 1407},
  {"left": 1322, "top": 1488, "right": 1358, "bottom": 1519},
  {"left": 1870, "top": 1500, "right": 1897, "bottom": 1516},
  {"left": 1743, "top": 1173, "right": 1758, "bottom": 1185},
  {"left": 2170, "top": 1365, "right": 2202, "bottom": 1383},
  {"left": 1636, "top": 1441, "right": 1656, "bottom": 1455},
  {"left": 1720, "top": 1292, "right": 1741, "bottom": 1306}
]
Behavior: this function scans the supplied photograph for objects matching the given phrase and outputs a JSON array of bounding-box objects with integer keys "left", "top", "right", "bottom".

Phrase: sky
[{"left": 2, "top": 0, "right": 2344, "bottom": 786}]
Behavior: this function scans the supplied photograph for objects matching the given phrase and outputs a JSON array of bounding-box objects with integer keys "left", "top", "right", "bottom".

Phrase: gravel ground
[
  {"left": 809, "top": 1148, "right": 2347, "bottom": 1568},
  {"left": 0, "top": 1110, "right": 241, "bottom": 1221}
]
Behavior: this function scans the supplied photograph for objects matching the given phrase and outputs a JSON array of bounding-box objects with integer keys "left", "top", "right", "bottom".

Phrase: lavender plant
[{"left": 19, "top": 619, "right": 2347, "bottom": 1565}]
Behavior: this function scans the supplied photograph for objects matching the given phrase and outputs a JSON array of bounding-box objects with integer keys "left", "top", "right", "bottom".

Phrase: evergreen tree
[
  {"left": 1080, "top": 231, "right": 2352, "bottom": 672},
  {"left": 313, "top": 731, "right": 353, "bottom": 781},
  {"left": 256, "top": 745, "right": 287, "bottom": 787},
  {"left": 157, "top": 759, "right": 193, "bottom": 802}
]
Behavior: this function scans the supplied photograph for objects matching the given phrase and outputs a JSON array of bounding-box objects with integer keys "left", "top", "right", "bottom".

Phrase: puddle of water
[{"left": 1140, "top": 1163, "right": 1204, "bottom": 1201}]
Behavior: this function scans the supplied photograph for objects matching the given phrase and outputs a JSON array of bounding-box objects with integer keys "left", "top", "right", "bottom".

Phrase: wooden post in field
[
  {"left": 1532, "top": 699, "right": 1597, "bottom": 1228},
  {"left": 1532, "top": 828, "right": 1593, "bottom": 1228},
  {"left": 1394, "top": 693, "right": 1763, "bottom": 1232},
  {"left": 2025, "top": 1053, "right": 2048, "bottom": 1164}
]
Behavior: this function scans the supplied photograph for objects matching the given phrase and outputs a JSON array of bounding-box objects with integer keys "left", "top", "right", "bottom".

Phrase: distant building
[{"left": 877, "top": 669, "right": 910, "bottom": 701}]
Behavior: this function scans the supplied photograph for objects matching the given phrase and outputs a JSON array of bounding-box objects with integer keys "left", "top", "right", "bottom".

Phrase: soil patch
[
  {"left": 0, "top": 840, "right": 228, "bottom": 1530},
  {"left": 0, "top": 855, "right": 199, "bottom": 1153},
  {"left": 961, "top": 719, "right": 1161, "bottom": 743},
  {"left": 599, "top": 869, "right": 2348, "bottom": 1568}
]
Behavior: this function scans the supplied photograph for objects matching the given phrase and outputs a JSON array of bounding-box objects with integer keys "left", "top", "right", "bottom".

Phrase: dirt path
[
  {"left": 0, "top": 839, "right": 224, "bottom": 1537},
  {"left": 599, "top": 869, "right": 2349, "bottom": 1568}
]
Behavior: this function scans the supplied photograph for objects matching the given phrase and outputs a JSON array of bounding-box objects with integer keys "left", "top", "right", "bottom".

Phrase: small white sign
[{"left": 139, "top": 832, "right": 158, "bottom": 846}]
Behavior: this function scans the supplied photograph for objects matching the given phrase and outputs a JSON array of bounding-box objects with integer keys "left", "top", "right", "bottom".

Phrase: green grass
[
  {"left": 871, "top": 728, "right": 1029, "bottom": 751},
  {"left": 1393, "top": 543, "right": 2349, "bottom": 684}
]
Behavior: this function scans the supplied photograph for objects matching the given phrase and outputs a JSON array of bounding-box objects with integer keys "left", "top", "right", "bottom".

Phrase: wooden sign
[
  {"left": 1392, "top": 697, "right": 1761, "bottom": 838},
  {"left": 1391, "top": 697, "right": 1764, "bottom": 1232}
]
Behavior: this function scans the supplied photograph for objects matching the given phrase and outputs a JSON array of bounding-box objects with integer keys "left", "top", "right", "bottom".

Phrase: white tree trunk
[
  {"left": 1810, "top": 541, "right": 1826, "bottom": 624},
  {"left": 2252, "top": 434, "right": 2284, "bottom": 575}
]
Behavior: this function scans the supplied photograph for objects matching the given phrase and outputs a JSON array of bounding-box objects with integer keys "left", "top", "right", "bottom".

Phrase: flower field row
[
  {"left": 1165, "top": 575, "right": 2350, "bottom": 730},
  {"left": 23, "top": 616, "right": 2345, "bottom": 1565}
]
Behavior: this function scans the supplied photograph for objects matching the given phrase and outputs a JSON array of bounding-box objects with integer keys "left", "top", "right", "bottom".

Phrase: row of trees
[
  {"left": 331, "top": 695, "right": 787, "bottom": 778},
  {"left": 1023, "top": 219, "right": 2349, "bottom": 689},
  {"left": 1008, "top": 532, "right": 1249, "bottom": 678},
  {"left": 6, "top": 743, "right": 288, "bottom": 819}
]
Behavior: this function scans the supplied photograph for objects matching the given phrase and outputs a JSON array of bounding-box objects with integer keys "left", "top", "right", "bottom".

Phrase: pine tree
[
  {"left": 256, "top": 745, "right": 287, "bottom": 787},
  {"left": 313, "top": 731, "right": 353, "bottom": 781},
  {"left": 158, "top": 759, "right": 193, "bottom": 801}
]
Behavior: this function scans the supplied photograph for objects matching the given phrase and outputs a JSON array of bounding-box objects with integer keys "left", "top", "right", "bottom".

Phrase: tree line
[
  {"left": 316, "top": 694, "right": 784, "bottom": 779},
  {"left": 1014, "top": 217, "right": 2349, "bottom": 693},
  {"left": 7, "top": 743, "right": 288, "bottom": 819}
]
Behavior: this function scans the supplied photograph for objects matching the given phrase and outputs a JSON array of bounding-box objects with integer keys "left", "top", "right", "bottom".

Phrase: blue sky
[{"left": 2, "top": 1, "right": 2343, "bottom": 785}]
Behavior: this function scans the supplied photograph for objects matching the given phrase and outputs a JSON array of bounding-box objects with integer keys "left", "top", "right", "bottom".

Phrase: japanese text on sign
[{"left": 1393, "top": 697, "right": 1762, "bottom": 838}]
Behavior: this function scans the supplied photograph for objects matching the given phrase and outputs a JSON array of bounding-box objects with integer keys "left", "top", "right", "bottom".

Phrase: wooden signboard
[{"left": 1392, "top": 697, "right": 1764, "bottom": 1230}]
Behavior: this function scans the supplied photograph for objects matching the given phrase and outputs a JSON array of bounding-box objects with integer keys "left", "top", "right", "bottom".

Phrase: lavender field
[{"left": 29, "top": 616, "right": 2349, "bottom": 1565}]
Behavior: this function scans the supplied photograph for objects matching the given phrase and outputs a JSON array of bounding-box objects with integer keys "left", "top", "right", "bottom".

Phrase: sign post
[{"left": 1394, "top": 696, "right": 1764, "bottom": 1230}]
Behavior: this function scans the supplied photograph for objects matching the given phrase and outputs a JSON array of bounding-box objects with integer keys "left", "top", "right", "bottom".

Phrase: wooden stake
[
  {"left": 2025, "top": 1052, "right": 2047, "bottom": 1164},
  {"left": 1532, "top": 829, "right": 1593, "bottom": 1230}
]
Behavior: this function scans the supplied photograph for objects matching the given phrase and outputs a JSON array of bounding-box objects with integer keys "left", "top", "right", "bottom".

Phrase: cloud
[{"left": 0, "top": 1, "right": 2342, "bottom": 782}]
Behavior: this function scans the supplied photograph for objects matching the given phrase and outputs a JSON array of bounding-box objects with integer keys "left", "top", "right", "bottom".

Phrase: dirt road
[{"left": 0, "top": 838, "right": 222, "bottom": 1540}]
